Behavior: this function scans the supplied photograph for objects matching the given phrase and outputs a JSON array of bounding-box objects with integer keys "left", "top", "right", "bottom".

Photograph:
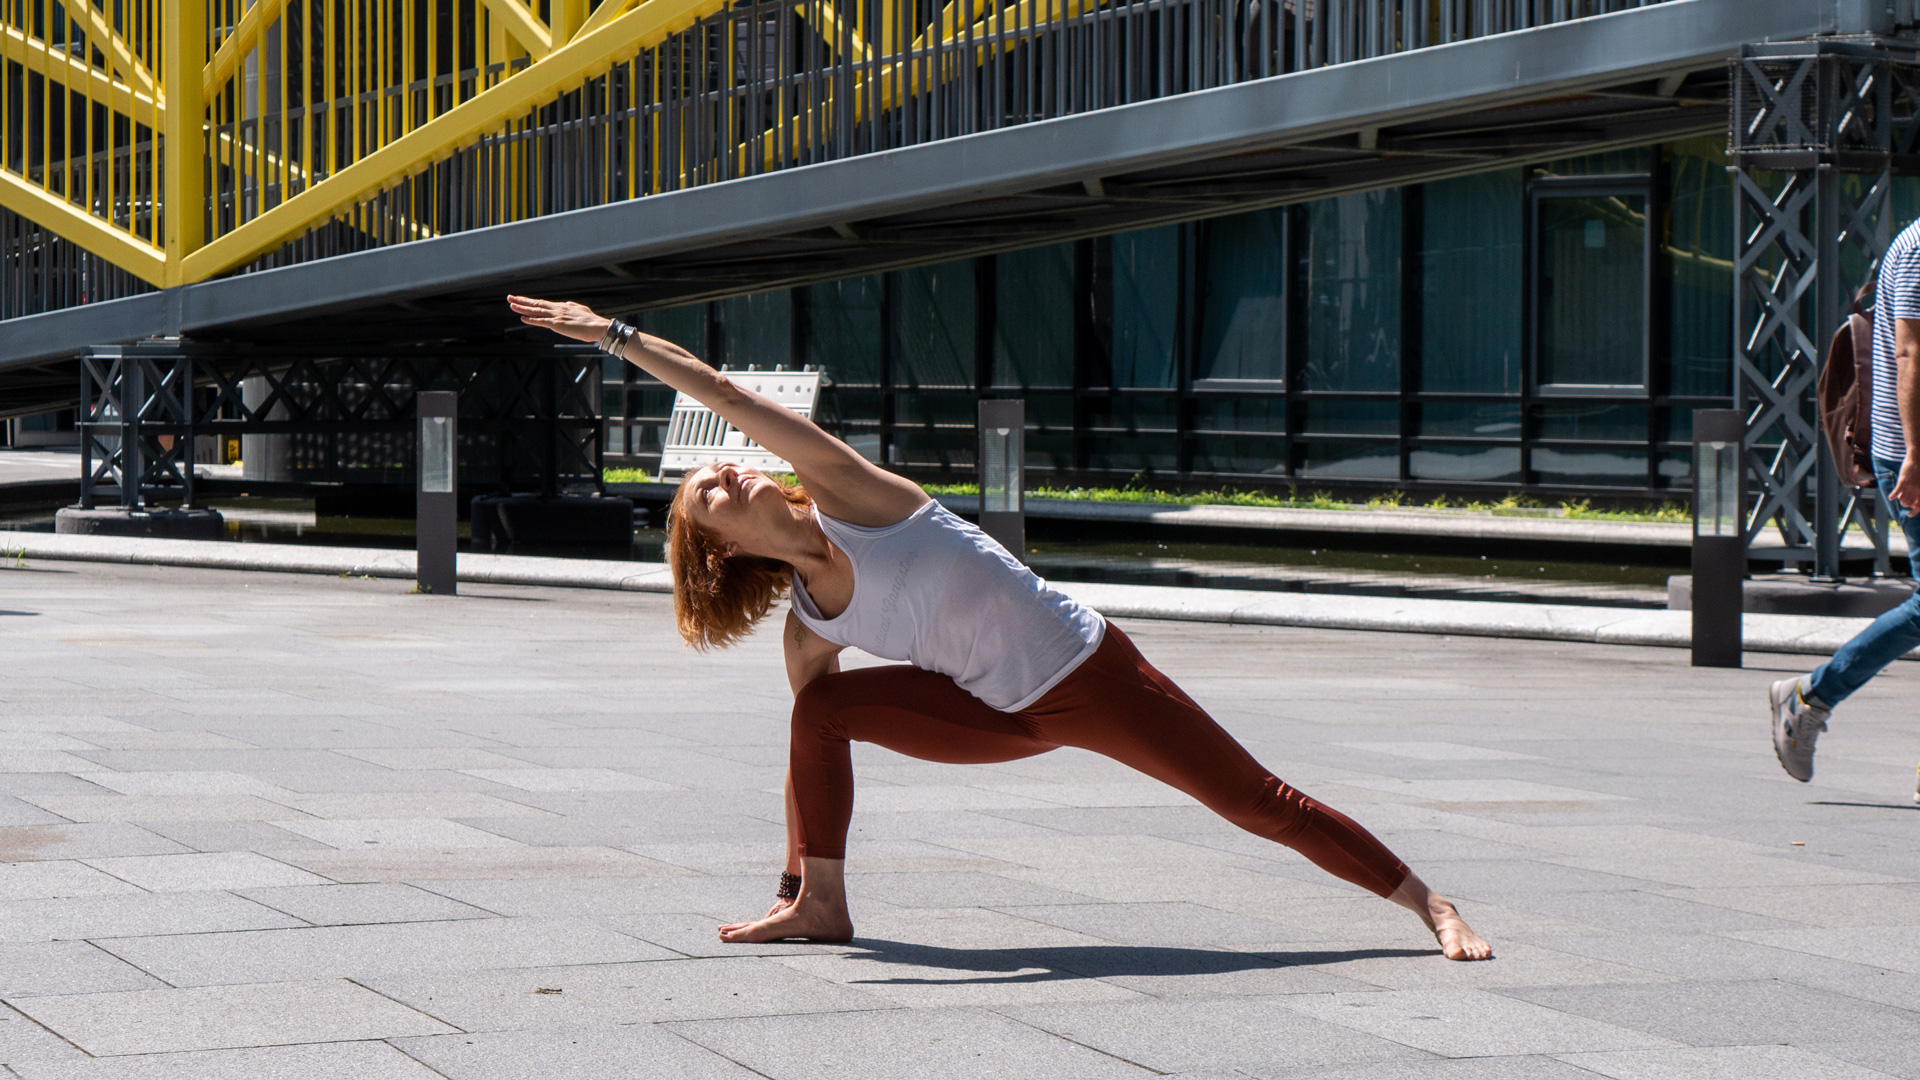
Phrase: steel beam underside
[{"left": 0, "top": 0, "right": 1886, "bottom": 396}]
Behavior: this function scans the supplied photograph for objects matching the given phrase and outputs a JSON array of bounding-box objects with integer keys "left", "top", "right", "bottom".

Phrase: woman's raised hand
[{"left": 508, "top": 295, "right": 610, "bottom": 344}]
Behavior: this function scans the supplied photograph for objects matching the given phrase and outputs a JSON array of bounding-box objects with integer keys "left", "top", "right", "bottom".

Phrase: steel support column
[{"left": 1731, "top": 38, "right": 1920, "bottom": 578}]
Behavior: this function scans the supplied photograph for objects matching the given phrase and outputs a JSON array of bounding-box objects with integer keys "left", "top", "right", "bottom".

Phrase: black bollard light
[
  {"left": 416, "top": 391, "right": 458, "bottom": 596},
  {"left": 978, "top": 398, "right": 1025, "bottom": 561},
  {"left": 1691, "top": 409, "right": 1744, "bottom": 667}
]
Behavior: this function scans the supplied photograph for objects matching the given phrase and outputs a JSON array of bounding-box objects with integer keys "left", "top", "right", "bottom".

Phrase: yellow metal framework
[{"left": 2, "top": 0, "right": 1615, "bottom": 297}]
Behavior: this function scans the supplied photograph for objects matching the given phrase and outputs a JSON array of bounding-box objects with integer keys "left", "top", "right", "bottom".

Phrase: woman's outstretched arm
[{"left": 508, "top": 295, "right": 924, "bottom": 525}]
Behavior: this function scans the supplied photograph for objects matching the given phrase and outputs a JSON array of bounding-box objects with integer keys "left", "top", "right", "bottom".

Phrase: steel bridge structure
[{"left": 0, "top": 0, "right": 1915, "bottom": 550}]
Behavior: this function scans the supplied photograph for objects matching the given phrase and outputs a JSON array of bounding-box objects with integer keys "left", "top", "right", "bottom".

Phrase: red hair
[{"left": 667, "top": 473, "right": 814, "bottom": 650}]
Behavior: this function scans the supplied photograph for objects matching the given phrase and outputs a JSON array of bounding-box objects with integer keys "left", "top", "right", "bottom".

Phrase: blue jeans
[{"left": 1808, "top": 456, "right": 1920, "bottom": 708}]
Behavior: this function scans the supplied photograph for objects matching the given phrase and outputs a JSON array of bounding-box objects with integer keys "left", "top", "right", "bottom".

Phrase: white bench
[{"left": 656, "top": 370, "right": 822, "bottom": 481}]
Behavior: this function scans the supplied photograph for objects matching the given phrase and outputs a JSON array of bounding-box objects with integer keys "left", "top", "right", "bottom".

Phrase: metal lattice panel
[
  {"left": 75, "top": 341, "right": 604, "bottom": 509},
  {"left": 1730, "top": 39, "right": 1920, "bottom": 577}
]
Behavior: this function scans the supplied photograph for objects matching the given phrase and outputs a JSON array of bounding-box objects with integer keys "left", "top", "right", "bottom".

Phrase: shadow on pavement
[{"left": 838, "top": 940, "right": 1436, "bottom": 984}]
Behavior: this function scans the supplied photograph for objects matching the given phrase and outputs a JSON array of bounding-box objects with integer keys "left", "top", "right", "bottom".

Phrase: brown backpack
[{"left": 1819, "top": 304, "right": 1877, "bottom": 489}]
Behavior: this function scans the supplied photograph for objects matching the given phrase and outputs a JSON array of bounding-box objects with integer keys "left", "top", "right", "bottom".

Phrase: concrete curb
[{"left": 1, "top": 530, "right": 1897, "bottom": 660}]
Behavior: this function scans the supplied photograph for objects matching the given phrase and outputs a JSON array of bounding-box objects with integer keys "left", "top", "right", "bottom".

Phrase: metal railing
[{"left": 0, "top": 0, "right": 1676, "bottom": 309}]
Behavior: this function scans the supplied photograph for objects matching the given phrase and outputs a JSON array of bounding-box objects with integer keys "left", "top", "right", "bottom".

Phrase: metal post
[
  {"left": 978, "top": 398, "right": 1025, "bottom": 559},
  {"left": 1693, "top": 409, "right": 1745, "bottom": 668},
  {"left": 417, "top": 391, "right": 459, "bottom": 596},
  {"left": 1813, "top": 163, "right": 1844, "bottom": 582}
]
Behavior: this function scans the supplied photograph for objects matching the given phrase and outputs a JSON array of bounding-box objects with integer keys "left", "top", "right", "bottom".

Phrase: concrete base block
[
  {"left": 54, "top": 506, "right": 226, "bottom": 541},
  {"left": 470, "top": 495, "right": 634, "bottom": 551},
  {"left": 1667, "top": 573, "right": 1913, "bottom": 618}
]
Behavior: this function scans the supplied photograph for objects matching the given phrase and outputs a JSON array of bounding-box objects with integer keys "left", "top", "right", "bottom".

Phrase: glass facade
[{"left": 607, "top": 139, "right": 1737, "bottom": 499}]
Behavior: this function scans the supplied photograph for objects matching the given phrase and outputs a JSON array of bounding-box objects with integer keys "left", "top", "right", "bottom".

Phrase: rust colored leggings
[{"left": 788, "top": 623, "right": 1410, "bottom": 898}]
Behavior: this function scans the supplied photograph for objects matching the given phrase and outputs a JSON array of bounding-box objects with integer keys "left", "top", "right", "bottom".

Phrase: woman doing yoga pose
[{"left": 511, "top": 294, "right": 1492, "bottom": 961}]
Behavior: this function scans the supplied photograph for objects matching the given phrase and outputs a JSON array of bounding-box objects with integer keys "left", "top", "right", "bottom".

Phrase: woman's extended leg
[
  {"left": 1026, "top": 625, "right": 1491, "bottom": 961},
  {"left": 718, "top": 664, "right": 1056, "bottom": 943}
]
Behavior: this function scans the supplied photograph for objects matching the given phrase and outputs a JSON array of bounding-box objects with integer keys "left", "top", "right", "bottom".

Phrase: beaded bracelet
[{"left": 776, "top": 872, "right": 801, "bottom": 901}]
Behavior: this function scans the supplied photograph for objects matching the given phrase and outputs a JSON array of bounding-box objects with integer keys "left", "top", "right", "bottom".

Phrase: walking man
[{"left": 1771, "top": 215, "right": 1920, "bottom": 798}]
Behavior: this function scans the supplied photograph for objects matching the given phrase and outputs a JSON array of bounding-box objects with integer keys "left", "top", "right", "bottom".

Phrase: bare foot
[
  {"left": 717, "top": 896, "right": 792, "bottom": 937},
  {"left": 717, "top": 897, "right": 853, "bottom": 943},
  {"left": 1427, "top": 894, "right": 1492, "bottom": 961}
]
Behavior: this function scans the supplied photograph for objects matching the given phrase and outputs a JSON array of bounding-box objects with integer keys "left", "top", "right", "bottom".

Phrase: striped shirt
[{"left": 1871, "top": 218, "right": 1920, "bottom": 461}]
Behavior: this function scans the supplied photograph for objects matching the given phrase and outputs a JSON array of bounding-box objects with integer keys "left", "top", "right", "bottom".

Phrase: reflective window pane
[
  {"left": 1411, "top": 446, "right": 1521, "bottom": 483},
  {"left": 1536, "top": 404, "right": 1647, "bottom": 442},
  {"left": 995, "top": 244, "right": 1075, "bottom": 388},
  {"left": 1422, "top": 171, "right": 1522, "bottom": 393},
  {"left": 1536, "top": 192, "right": 1646, "bottom": 388},
  {"left": 1190, "top": 434, "right": 1287, "bottom": 476},
  {"left": 1111, "top": 227, "right": 1179, "bottom": 389},
  {"left": 898, "top": 264, "right": 974, "bottom": 388},
  {"left": 1299, "top": 440, "right": 1397, "bottom": 480},
  {"left": 1196, "top": 209, "right": 1287, "bottom": 383},
  {"left": 1193, "top": 396, "right": 1287, "bottom": 434},
  {"left": 1419, "top": 402, "right": 1521, "bottom": 439},
  {"left": 1667, "top": 138, "right": 1734, "bottom": 398},
  {"left": 1303, "top": 400, "right": 1397, "bottom": 436},
  {"left": 1531, "top": 447, "right": 1648, "bottom": 488},
  {"left": 715, "top": 291, "right": 792, "bottom": 370},
  {"left": 806, "top": 276, "right": 882, "bottom": 386},
  {"left": 641, "top": 304, "right": 706, "bottom": 357},
  {"left": 1304, "top": 190, "right": 1401, "bottom": 393}
]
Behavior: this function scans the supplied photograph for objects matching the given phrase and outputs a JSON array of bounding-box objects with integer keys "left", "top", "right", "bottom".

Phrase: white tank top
[{"left": 788, "top": 500, "right": 1105, "bottom": 712}]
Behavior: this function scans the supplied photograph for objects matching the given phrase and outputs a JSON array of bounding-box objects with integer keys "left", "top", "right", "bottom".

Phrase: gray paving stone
[
  {"left": 9, "top": 1040, "right": 447, "bottom": 1080},
  {"left": 845, "top": 870, "right": 1102, "bottom": 909},
  {"left": 393, "top": 1022, "right": 766, "bottom": 1079},
  {"left": 135, "top": 819, "right": 334, "bottom": 852},
  {"left": 21, "top": 794, "right": 307, "bottom": 823},
  {"left": 96, "top": 916, "right": 675, "bottom": 985},
  {"left": 1002, "top": 997, "right": 1427, "bottom": 1073},
  {"left": 1275, "top": 989, "right": 1679, "bottom": 1057},
  {"left": 1556, "top": 1045, "right": 1898, "bottom": 1080},
  {"left": 1800, "top": 1038, "right": 1920, "bottom": 1080},
  {"left": 0, "top": 823, "right": 190, "bottom": 862},
  {"left": 266, "top": 792, "right": 554, "bottom": 820},
  {"left": 272, "top": 845, "right": 689, "bottom": 883},
  {"left": 266, "top": 816, "right": 528, "bottom": 850},
  {"left": 1505, "top": 980, "right": 1920, "bottom": 1047},
  {"left": 364, "top": 956, "right": 889, "bottom": 1029},
  {"left": 1252, "top": 1056, "right": 1630, "bottom": 1080},
  {"left": 0, "top": 941, "right": 167, "bottom": 997},
  {"left": 670, "top": 1006, "right": 1157, "bottom": 1079},
  {"left": 999, "top": 902, "right": 1322, "bottom": 949},
  {"left": 237, "top": 882, "right": 499, "bottom": 925},
  {"left": 0, "top": 798, "right": 76, "bottom": 827},
  {"left": 0, "top": 861, "right": 142, "bottom": 902},
  {"left": 7, "top": 979, "right": 455, "bottom": 1055},
  {"left": 82, "top": 851, "right": 329, "bottom": 891},
  {"left": 0, "top": 891, "right": 302, "bottom": 943}
]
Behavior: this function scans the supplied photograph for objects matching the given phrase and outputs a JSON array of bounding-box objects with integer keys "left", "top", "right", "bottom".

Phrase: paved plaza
[{"left": 0, "top": 560, "right": 1917, "bottom": 1078}]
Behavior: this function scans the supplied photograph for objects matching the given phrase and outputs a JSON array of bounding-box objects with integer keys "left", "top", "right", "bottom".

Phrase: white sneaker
[{"left": 1770, "top": 677, "right": 1829, "bottom": 783}]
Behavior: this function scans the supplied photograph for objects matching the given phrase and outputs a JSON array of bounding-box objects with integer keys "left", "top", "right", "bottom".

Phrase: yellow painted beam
[
  {"left": 203, "top": 0, "right": 289, "bottom": 97},
  {"left": 0, "top": 169, "right": 167, "bottom": 285},
  {"left": 575, "top": 0, "right": 639, "bottom": 40},
  {"left": 0, "top": 22, "right": 162, "bottom": 115},
  {"left": 551, "top": 0, "right": 591, "bottom": 47},
  {"left": 180, "top": 0, "right": 720, "bottom": 283},
  {"left": 77, "top": 0, "right": 161, "bottom": 105},
  {"left": 477, "top": 0, "right": 553, "bottom": 59},
  {"left": 799, "top": 1, "right": 871, "bottom": 60},
  {"left": 165, "top": 0, "right": 208, "bottom": 278}
]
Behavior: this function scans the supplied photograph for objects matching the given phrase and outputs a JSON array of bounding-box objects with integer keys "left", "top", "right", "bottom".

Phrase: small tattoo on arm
[{"left": 793, "top": 625, "right": 806, "bottom": 647}]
